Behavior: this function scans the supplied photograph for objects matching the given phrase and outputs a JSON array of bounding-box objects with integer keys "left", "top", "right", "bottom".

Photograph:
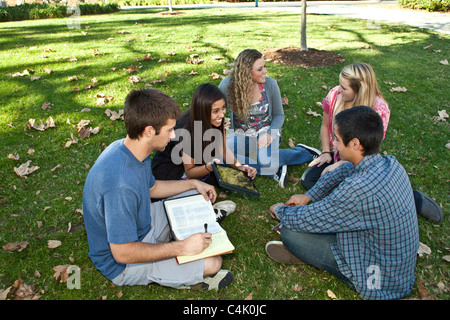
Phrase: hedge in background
[
  {"left": 0, "top": 3, "right": 120, "bottom": 22},
  {"left": 117, "top": 0, "right": 209, "bottom": 6},
  {"left": 399, "top": 0, "right": 449, "bottom": 11}
]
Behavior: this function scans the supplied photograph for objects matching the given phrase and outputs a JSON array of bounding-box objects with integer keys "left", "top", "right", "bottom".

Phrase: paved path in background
[{"left": 122, "top": 1, "right": 450, "bottom": 35}]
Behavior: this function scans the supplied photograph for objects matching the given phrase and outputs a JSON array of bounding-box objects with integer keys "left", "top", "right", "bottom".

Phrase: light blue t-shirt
[{"left": 83, "top": 139, "right": 155, "bottom": 280}]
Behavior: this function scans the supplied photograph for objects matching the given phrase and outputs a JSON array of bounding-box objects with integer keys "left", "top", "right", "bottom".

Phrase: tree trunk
[{"left": 301, "top": 0, "right": 307, "bottom": 51}]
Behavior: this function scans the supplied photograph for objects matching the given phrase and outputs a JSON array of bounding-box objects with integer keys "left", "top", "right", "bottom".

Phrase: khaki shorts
[{"left": 112, "top": 190, "right": 205, "bottom": 288}]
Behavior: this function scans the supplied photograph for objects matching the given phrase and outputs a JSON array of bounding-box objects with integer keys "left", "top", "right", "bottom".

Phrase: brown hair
[
  {"left": 228, "top": 49, "right": 263, "bottom": 119},
  {"left": 124, "top": 88, "right": 180, "bottom": 139},
  {"left": 183, "top": 83, "right": 227, "bottom": 164}
]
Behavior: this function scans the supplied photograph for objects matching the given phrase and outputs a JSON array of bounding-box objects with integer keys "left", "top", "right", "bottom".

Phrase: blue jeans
[
  {"left": 227, "top": 133, "right": 314, "bottom": 176},
  {"left": 281, "top": 227, "right": 356, "bottom": 291}
]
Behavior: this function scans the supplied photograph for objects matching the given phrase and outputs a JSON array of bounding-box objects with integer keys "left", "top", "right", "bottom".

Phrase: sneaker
[
  {"left": 213, "top": 200, "right": 236, "bottom": 215},
  {"left": 213, "top": 200, "right": 236, "bottom": 223},
  {"left": 414, "top": 190, "right": 443, "bottom": 222},
  {"left": 296, "top": 143, "right": 321, "bottom": 159},
  {"left": 273, "top": 165, "right": 288, "bottom": 188},
  {"left": 191, "top": 269, "right": 233, "bottom": 290},
  {"left": 214, "top": 209, "right": 227, "bottom": 223},
  {"left": 265, "top": 241, "right": 304, "bottom": 264}
]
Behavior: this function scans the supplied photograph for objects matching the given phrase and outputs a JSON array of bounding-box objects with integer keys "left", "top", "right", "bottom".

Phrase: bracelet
[
  {"left": 321, "top": 151, "right": 332, "bottom": 154},
  {"left": 205, "top": 163, "right": 211, "bottom": 172}
]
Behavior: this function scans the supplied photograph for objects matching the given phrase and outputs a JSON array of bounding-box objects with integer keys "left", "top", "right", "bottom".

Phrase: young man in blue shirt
[
  {"left": 266, "top": 106, "right": 420, "bottom": 300},
  {"left": 83, "top": 88, "right": 233, "bottom": 290}
]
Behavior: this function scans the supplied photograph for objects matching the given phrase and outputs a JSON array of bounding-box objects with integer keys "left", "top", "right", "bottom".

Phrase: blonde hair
[
  {"left": 228, "top": 49, "right": 263, "bottom": 120},
  {"left": 333, "top": 63, "right": 384, "bottom": 118}
]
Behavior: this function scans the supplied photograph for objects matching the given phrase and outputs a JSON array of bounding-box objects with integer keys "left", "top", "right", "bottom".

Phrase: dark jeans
[
  {"left": 281, "top": 227, "right": 356, "bottom": 291},
  {"left": 300, "top": 162, "right": 334, "bottom": 190}
]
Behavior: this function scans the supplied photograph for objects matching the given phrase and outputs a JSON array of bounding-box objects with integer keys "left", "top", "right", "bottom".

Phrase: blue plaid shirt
[{"left": 275, "top": 154, "right": 419, "bottom": 300}]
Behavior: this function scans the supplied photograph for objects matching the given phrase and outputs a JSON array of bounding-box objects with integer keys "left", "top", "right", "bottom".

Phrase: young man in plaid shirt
[{"left": 266, "top": 106, "right": 420, "bottom": 300}]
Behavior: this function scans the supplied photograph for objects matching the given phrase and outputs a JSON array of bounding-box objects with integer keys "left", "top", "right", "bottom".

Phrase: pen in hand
[{"left": 204, "top": 223, "right": 211, "bottom": 241}]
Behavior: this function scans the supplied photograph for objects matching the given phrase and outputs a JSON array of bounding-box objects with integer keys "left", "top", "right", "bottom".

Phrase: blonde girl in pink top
[
  {"left": 301, "top": 63, "right": 443, "bottom": 223},
  {"left": 301, "top": 63, "right": 390, "bottom": 189}
]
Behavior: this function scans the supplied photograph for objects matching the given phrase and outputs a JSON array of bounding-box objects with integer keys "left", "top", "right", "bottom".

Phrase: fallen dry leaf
[
  {"left": 126, "top": 65, "right": 137, "bottom": 73},
  {"left": 440, "top": 59, "right": 448, "bottom": 65},
  {"left": 53, "top": 265, "right": 75, "bottom": 283},
  {"left": 218, "top": 191, "right": 228, "bottom": 199},
  {"left": 75, "top": 126, "right": 96, "bottom": 139},
  {"left": 47, "top": 240, "right": 62, "bottom": 249},
  {"left": 281, "top": 95, "right": 289, "bottom": 105},
  {"left": 327, "top": 289, "right": 338, "bottom": 300},
  {"left": 390, "top": 86, "right": 407, "bottom": 93},
  {"left": 3, "top": 241, "right": 28, "bottom": 252},
  {"left": 143, "top": 53, "right": 154, "bottom": 61},
  {"left": 11, "top": 69, "right": 34, "bottom": 77},
  {"left": 7, "top": 153, "right": 20, "bottom": 160},
  {"left": 129, "top": 75, "right": 141, "bottom": 83},
  {"left": 418, "top": 279, "right": 431, "bottom": 299},
  {"left": 288, "top": 138, "right": 296, "bottom": 148},
  {"left": 0, "top": 287, "right": 12, "bottom": 300},
  {"left": 41, "top": 101, "right": 52, "bottom": 110},
  {"left": 437, "top": 109, "right": 448, "bottom": 120},
  {"left": 65, "top": 133, "right": 78, "bottom": 148},
  {"left": 12, "top": 278, "right": 41, "bottom": 300},
  {"left": 90, "top": 126, "right": 101, "bottom": 135},
  {"left": 432, "top": 110, "right": 448, "bottom": 122},
  {"left": 210, "top": 72, "right": 225, "bottom": 80},
  {"left": 28, "top": 116, "right": 55, "bottom": 131},
  {"left": 306, "top": 108, "right": 322, "bottom": 117},
  {"left": 96, "top": 98, "right": 106, "bottom": 107},
  {"left": 417, "top": 242, "right": 431, "bottom": 257},
  {"left": 293, "top": 284, "right": 303, "bottom": 292},
  {"left": 105, "top": 108, "right": 124, "bottom": 121},
  {"left": 77, "top": 120, "right": 90, "bottom": 131},
  {"left": 14, "top": 160, "right": 39, "bottom": 178},
  {"left": 289, "top": 174, "right": 300, "bottom": 186}
]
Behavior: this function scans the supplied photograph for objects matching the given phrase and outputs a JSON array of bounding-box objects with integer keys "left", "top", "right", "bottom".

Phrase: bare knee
[{"left": 203, "top": 256, "right": 222, "bottom": 277}]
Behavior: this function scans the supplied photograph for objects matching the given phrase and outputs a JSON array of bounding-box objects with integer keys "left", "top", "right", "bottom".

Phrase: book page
[
  {"left": 173, "top": 222, "right": 224, "bottom": 241},
  {"left": 164, "top": 194, "right": 223, "bottom": 240},
  {"left": 176, "top": 231, "right": 235, "bottom": 264}
]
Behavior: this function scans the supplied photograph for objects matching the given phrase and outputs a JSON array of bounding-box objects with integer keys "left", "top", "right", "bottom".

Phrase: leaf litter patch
[{"left": 263, "top": 47, "right": 345, "bottom": 68}]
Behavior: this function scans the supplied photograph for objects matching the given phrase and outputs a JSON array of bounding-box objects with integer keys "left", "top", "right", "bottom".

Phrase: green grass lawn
[{"left": 0, "top": 7, "right": 448, "bottom": 302}]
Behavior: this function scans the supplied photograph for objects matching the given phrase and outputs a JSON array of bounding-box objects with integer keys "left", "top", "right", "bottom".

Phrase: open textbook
[{"left": 163, "top": 194, "right": 235, "bottom": 264}]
